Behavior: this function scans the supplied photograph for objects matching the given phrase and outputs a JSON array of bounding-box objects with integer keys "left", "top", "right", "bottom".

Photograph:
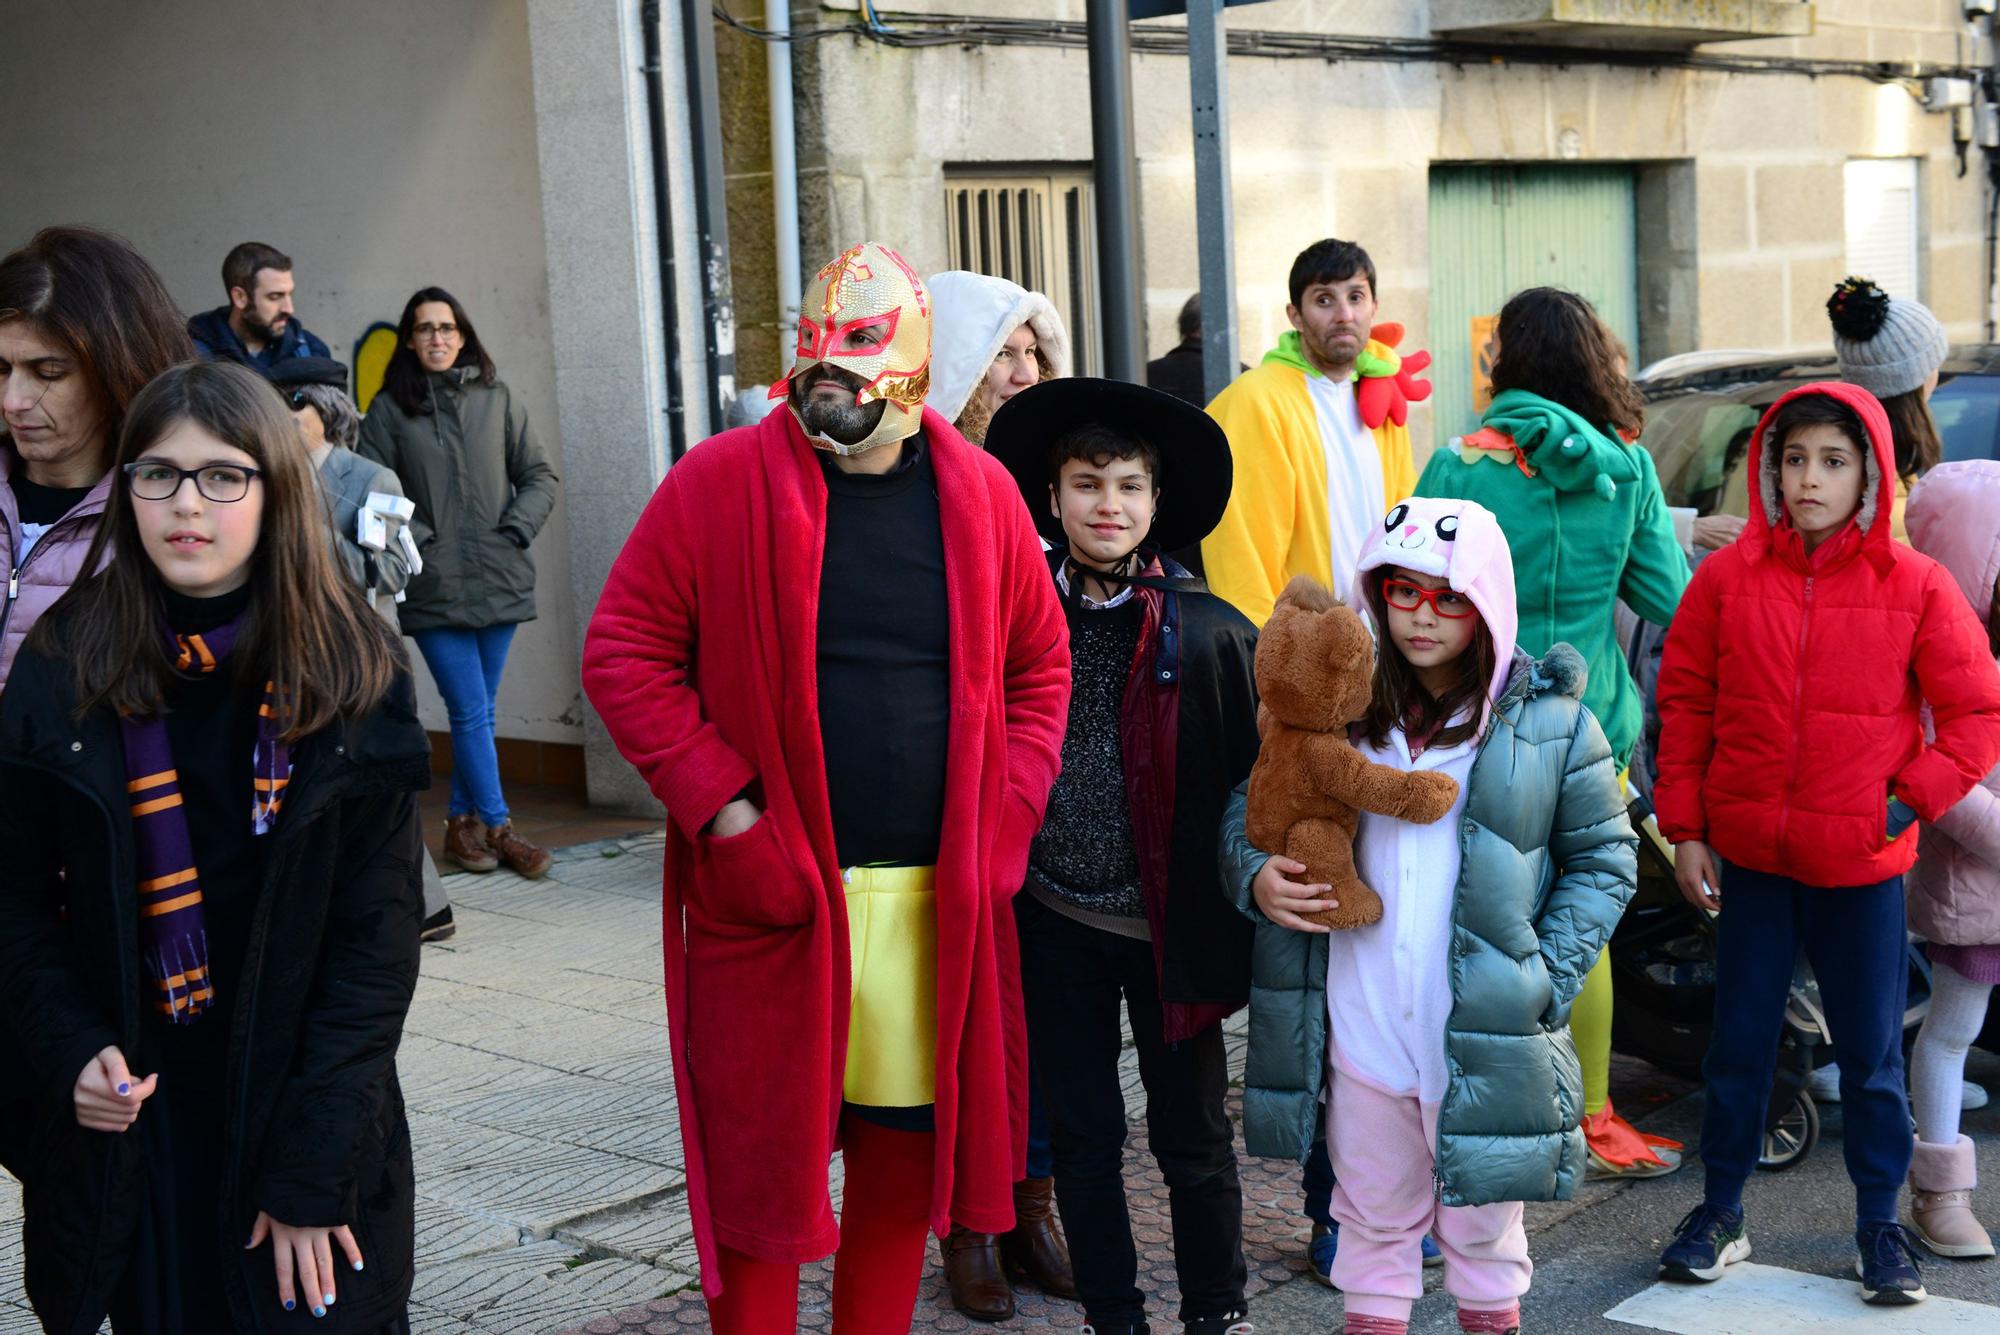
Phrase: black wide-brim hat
[{"left": 984, "top": 377, "right": 1233, "bottom": 553}]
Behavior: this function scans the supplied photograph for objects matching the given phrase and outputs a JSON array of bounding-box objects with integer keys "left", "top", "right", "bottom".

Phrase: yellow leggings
[
  {"left": 1576, "top": 767, "right": 1630, "bottom": 1116},
  {"left": 1576, "top": 948, "right": 1613, "bottom": 1115}
]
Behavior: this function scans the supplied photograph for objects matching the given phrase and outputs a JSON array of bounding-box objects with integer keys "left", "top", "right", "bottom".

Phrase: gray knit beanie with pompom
[{"left": 1828, "top": 276, "right": 1948, "bottom": 400}]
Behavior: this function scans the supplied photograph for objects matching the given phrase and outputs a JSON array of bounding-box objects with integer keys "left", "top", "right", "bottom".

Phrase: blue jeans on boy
[
  {"left": 412, "top": 624, "right": 518, "bottom": 828},
  {"left": 1700, "top": 861, "right": 1913, "bottom": 1224}
]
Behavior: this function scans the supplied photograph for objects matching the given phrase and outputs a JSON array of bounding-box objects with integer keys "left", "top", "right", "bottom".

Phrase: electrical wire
[{"left": 712, "top": 6, "right": 1982, "bottom": 87}]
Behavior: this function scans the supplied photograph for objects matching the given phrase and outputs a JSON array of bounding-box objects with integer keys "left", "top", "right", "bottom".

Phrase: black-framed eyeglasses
[
  {"left": 123, "top": 461, "right": 261, "bottom": 503},
  {"left": 413, "top": 321, "right": 459, "bottom": 339},
  {"left": 287, "top": 388, "right": 313, "bottom": 411}
]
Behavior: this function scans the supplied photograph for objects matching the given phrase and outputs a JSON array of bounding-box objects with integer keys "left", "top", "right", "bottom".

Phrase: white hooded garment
[{"left": 923, "top": 270, "right": 1073, "bottom": 432}]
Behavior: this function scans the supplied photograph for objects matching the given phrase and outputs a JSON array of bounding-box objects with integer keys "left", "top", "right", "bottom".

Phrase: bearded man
[{"left": 582, "top": 242, "right": 1069, "bottom": 1331}]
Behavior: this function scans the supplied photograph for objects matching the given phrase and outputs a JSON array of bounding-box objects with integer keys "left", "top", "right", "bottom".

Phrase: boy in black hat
[{"left": 987, "top": 379, "right": 1261, "bottom": 1335}]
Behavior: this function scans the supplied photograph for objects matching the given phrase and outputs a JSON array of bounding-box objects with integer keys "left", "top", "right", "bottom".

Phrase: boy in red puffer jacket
[{"left": 1652, "top": 382, "right": 2000, "bottom": 1307}]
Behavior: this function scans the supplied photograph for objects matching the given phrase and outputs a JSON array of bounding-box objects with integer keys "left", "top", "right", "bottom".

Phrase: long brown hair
[
  {"left": 29, "top": 361, "right": 399, "bottom": 739},
  {"left": 1878, "top": 386, "right": 1943, "bottom": 480},
  {"left": 1489, "top": 287, "right": 1645, "bottom": 438},
  {"left": 1359, "top": 568, "right": 1497, "bottom": 753},
  {"left": 0, "top": 225, "right": 194, "bottom": 451}
]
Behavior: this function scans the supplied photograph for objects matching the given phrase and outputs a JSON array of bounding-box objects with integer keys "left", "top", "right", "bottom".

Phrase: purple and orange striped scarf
[{"left": 120, "top": 615, "right": 291, "bottom": 1024}]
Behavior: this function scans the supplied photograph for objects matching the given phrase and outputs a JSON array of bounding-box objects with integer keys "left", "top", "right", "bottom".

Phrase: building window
[
  {"left": 1844, "top": 158, "right": 1923, "bottom": 300},
  {"left": 943, "top": 170, "right": 1100, "bottom": 374}
]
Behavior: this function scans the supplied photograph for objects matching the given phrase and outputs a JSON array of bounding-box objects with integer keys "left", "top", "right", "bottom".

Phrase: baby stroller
[{"left": 1610, "top": 797, "right": 1935, "bottom": 1171}]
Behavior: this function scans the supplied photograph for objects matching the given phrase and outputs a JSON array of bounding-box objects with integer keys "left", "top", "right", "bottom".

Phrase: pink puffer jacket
[
  {"left": 1907, "top": 460, "right": 2000, "bottom": 947},
  {"left": 0, "top": 448, "right": 112, "bottom": 691}
]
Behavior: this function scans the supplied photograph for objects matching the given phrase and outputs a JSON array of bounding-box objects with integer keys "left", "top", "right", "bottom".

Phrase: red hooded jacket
[
  {"left": 580, "top": 407, "right": 1069, "bottom": 1294},
  {"left": 1655, "top": 382, "right": 2000, "bottom": 886}
]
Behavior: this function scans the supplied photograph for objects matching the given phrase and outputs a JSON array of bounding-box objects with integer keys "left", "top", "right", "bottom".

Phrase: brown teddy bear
[{"left": 1246, "top": 577, "right": 1461, "bottom": 929}]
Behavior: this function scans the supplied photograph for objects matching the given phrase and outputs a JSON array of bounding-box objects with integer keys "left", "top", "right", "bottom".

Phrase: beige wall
[
  {"left": 797, "top": 0, "right": 1991, "bottom": 458},
  {"left": 0, "top": 0, "right": 584, "bottom": 746}
]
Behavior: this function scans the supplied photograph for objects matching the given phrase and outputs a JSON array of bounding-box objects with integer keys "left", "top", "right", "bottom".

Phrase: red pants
[{"left": 708, "top": 1117, "right": 935, "bottom": 1334}]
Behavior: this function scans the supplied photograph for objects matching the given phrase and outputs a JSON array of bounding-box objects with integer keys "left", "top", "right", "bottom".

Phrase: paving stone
[
  {"left": 414, "top": 1241, "right": 677, "bottom": 1335},
  {"left": 414, "top": 1195, "right": 525, "bottom": 1265}
]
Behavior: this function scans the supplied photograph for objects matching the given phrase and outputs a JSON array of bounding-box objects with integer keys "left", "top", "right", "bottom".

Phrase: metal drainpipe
[
  {"left": 768, "top": 0, "right": 802, "bottom": 372},
  {"left": 640, "top": 1, "right": 690, "bottom": 462},
  {"left": 680, "top": 0, "right": 737, "bottom": 435}
]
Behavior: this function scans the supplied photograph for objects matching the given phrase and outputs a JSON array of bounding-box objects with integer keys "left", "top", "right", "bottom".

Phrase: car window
[
  {"left": 1931, "top": 374, "right": 2000, "bottom": 463},
  {"left": 1639, "top": 391, "right": 1772, "bottom": 516}
]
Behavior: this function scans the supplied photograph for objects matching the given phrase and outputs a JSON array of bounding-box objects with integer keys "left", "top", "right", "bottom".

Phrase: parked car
[{"left": 1635, "top": 345, "right": 2000, "bottom": 517}]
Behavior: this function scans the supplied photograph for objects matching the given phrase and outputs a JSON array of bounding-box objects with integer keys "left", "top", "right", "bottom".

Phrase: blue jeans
[
  {"left": 1700, "top": 861, "right": 1912, "bottom": 1224},
  {"left": 412, "top": 624, "right": 518, "bottom": 827}
]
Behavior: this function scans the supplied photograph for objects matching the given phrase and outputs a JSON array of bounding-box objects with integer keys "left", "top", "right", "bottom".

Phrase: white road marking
[{"left": 1606, "top": 1261, "right": 1998, "bottom": 1332}]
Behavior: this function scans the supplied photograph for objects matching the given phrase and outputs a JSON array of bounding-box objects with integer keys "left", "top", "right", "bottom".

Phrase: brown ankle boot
[
  {"left": 943, "top": 1225, "right": 1015, "bottom": 1322},
  {"left": 1001, "top": 1176, "right": 1078, "bottom": 1298},
  {"left": 485, "top": 822, "right": 554, "bottom": 879},
  {"left": 443, "top": 815, "right": 499, "bottom": 871}
]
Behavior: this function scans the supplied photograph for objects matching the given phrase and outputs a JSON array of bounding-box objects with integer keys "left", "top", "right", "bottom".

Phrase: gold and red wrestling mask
[{"left": 773, "top": 241, "right": 933, "bottom": 455}]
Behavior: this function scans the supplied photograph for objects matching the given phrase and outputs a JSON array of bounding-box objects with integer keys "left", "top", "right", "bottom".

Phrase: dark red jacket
[
  {"left": 580, "top": 408, "right": 1069, "bottom": 1294},
  {"left": 1655, "top": 382, "right": 2000, "bottom": 886}
]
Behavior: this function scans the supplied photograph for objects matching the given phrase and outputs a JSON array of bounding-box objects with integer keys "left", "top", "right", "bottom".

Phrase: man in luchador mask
[{"left": 583, "top": 242, "right": 1070, "bottom": 1330}]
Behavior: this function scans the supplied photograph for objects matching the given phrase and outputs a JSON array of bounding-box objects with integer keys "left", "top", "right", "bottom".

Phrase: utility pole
[
  {"left": 1087, "top": 0, "right": 1145, "bottom": 382},
  {"left": 1187, "top": 0, "right": 1238, "bottom": 404}
]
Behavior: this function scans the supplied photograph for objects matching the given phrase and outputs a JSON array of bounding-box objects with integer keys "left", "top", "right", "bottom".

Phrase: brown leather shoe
[
  {"left": 1001, "top": 1175, "right": 1078, "bottom": 1299},
  {"left": 943, "top": 1225, "right": 1015, "bottom": 1322},
  {"left": 485, "top": 822, "right": 554, "bottom": 879},
  {"left": 443, "top": 815, "right": 499, "bottom": 872}
]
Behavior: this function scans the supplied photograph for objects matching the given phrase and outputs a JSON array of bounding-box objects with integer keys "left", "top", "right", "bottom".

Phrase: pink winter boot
[{"left": 1910, "top": 1135, "right": 1995, "bottom": 1259}]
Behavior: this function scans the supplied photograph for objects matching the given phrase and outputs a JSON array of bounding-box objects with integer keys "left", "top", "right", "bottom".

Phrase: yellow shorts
[{"left": 842, "top": 864, "right": 938, "bottom": 1108}]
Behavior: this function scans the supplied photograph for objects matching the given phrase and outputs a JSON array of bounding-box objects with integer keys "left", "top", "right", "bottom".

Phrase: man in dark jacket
[
  {"left": 187, "top": 241, "right": 332, "bottom": 371},
  {"left": 1145, "top": 292, "right": 1246, "bottom": 409},
  {"left": 987, "top": 378, "right": 1260, "bottom": 1335}
]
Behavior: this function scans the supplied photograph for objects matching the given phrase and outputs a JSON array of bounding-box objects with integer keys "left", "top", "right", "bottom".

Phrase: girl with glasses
[
  {"left": 0, "top": 359, "right": 428, "bottom": 1332},
  {"left": 358, "top": 286, "right": 560, "bottom": 879},
  {"left": 1222, "top": 498, "right": 1636, "bottom": 1335}
]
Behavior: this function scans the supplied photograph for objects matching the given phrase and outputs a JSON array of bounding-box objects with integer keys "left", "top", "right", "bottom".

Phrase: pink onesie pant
[{"left": 1326, "top": 1063, "right": 1532, "bottom": 1325}]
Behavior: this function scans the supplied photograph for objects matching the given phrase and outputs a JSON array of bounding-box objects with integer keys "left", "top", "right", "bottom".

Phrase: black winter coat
[
  {"left": 0, "top": 646, "right": 431, "bottom": 1335},
  {"left": 1044, "top": 550, "right": 1260, "bottom": 1038}
]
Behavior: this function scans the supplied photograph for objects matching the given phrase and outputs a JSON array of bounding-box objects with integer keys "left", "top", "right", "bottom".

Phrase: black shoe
[
  {"left": 420, "top": 906, "right": 457, "bottom": 943},
  {"left": 1855, "top": 1221, "right": 1928, "bottom": 1305},
  {"left": 1184, "top": 1312, "right": 1252, "bottom": 1335},
  {"left": 1659, "top": 1202, "right": 1750, "bottom": 1281}
]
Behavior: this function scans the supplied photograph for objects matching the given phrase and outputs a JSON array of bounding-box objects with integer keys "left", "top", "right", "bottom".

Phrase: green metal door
[{"left": 1426, "top": 164, "right": 1639, "bottom": 448}]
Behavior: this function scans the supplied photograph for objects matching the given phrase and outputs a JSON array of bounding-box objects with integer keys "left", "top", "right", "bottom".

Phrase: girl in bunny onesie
[{"left": 1223, "top": 497, "right": 1637, "bottom": 1335}]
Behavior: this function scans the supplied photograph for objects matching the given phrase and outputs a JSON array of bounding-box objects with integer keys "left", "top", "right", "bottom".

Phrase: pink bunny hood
[{"left": 1356, "top": 496, "right": 1520, "bottom": 706}]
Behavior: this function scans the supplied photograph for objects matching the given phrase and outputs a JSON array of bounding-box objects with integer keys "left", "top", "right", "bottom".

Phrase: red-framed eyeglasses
[{"left": 1382, "top": 579, "right": 1477, "bottom": 619}]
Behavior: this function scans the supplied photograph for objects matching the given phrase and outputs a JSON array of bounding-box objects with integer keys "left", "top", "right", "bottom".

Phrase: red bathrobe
[{"left": 581, "top": 406, "right": 1069, "bottom": 1297}]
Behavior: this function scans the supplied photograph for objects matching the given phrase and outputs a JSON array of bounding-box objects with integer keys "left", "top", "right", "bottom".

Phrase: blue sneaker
[
  {"left": 1306, "top": 1222, "right": 1338, "bottom": 1287},
  {"left": 1422, "top": 1233, "right": 1443, "bottom": 1268},
  {"left": 1659, "top": 1203, "right": 1750, "bottom": 1282},
  {"left": 1855, "top": 1222, "right": 1928, "bottom": 1306}
]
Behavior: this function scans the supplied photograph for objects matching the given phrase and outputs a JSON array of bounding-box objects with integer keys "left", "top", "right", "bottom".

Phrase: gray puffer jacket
[
  {"left": 1220, "top": 644, "right": 1636, "bottom": 1206},
  {"left": 356, "top": 368, "right": 558, "bottom": 632}
]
